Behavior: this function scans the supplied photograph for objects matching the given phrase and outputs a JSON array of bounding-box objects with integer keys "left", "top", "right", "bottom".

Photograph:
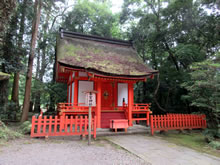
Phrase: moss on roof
[{"left": 56, "top": 34, "right": 157, "bottom": 77}]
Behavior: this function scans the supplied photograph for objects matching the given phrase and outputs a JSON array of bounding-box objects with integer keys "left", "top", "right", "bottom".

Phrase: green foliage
[
  {"left": 32, "top": 81, "right": 67, "bottom": 107},
  {"left": 0, "top": 121, "right": 22, "bottom": 141},
  {"left": 0, "top": 101, "right": 21, "bottom": 121},
  {"left": 203, "top": 128, "right": 220, "bottom": 142},
  {"left": 174, "top": 44, "right": 206, "bottom": 67},
  {"left": 62, "top": 0, "right": 122, "bottom": 38},
  {"left": 0, "top": 0, "right": 17, "bottom": 41},
  {"left": 209, "top": 141, "right": 220, "bottom": 150},
  {"left": 121, "top": 0, "right": 219, "bottom": 115},
  {"left": 19, "top": 121, "right": 32, "bottom": 134},
  {"left": 182, "top": 56, "right": 220, "bottom": 128}
]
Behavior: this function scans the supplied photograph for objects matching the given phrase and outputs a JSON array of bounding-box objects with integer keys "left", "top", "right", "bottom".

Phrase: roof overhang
[
  {"left": 55, "top": 29, "right": 159, "bottom": 82},
  {"left": 55, "top": 62, "right": 156, "bottom": 83}
]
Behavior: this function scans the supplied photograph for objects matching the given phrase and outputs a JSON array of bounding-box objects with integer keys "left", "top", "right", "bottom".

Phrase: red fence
[
  {"left": 31, "top": 115, "right": 96, "bottom": 138},
  {"left": 150, "top": 114, "right": 206, "bottom": 135}
]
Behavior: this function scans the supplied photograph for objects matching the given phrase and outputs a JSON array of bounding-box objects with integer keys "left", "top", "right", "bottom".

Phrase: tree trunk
[
  {"left": 34, "top": 8, "right": 51, "bottom": 113},
  {"left": 0, "top": 79, "right": 9, "bottom": 113},
  {"left": 153, "top": 74, "right": 167, "bottom": 113},
  {"left": 21, "top": 0, "right": 42, "bottom": 122},
  {"left": 1, "top": 8, "right": 18, "bottom": 116},
  {"left": 11, "top": 73, "right": 19, "bottom": 103},
  {"left": 49, "top": 52, "right": 57, "bottom": 112},
  {"left": 33, "top": 48, "right": 41, "bottom": 113},
  {"left": 11, "top": 0, "right": 28, "bottom": 105}
]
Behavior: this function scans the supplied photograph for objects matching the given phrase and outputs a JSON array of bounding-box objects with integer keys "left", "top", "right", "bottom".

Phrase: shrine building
[{"left": 55, "top": 29, "right": 158, "bottom": 129}]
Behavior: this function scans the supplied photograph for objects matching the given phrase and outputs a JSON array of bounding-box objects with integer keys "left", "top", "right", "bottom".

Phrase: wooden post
[
  {"left": 94, "top": 116, "right": 96, "bottom": 139},
  {"left": 88, "top": 105, "right": 92, "bottom": 145},
  {"left": 74, "top": 72, "right": 78, "bottom": 105},
  {"left": 114, "top": 82, "right": 117, "bottom": 109},
  {"left": 84, "top": 91, "right": 97, "bottom": 145},
  {"left": 97, "top": 81, "right": 101, "bottom": 128},
  {"left": 128, "top": 83, "right": 134, "bottom": 126},
  {"left": 67, "top": 84, "right": 69, "bottom": 103},
  {"left": 31, "top": 116, "right": 35, "bottom": 137},
  {"left": 70, "top": 82, "right": 72, "bottom": 103},
  {"left": 151, "top": 115, "right": 154, "bottom": 135}
]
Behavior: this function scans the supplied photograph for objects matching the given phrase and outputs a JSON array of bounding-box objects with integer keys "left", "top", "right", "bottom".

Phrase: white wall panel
[
  {"left": 118, "top": 83, "right": 128, "bottom": 106},
  {"left": 78, "top": 81, "right": 94, "bottom": 104}
]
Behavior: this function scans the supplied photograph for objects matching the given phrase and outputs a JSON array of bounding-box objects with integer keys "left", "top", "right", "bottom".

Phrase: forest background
[{"left": 0, "top": 0, "right": 219, "bottom": 136}]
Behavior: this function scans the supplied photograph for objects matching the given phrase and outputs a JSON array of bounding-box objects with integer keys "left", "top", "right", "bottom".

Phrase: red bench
[{"left": 110, "top": 119, "right": 129, "bottom": 132}]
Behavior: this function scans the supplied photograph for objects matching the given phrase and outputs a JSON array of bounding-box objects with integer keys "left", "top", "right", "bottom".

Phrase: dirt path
[
  {"left": 0, "top": 137, "right": 147, "bottom": 165},
  {"left": 108, "top": 135, "right": 220, "bottom": 165}
]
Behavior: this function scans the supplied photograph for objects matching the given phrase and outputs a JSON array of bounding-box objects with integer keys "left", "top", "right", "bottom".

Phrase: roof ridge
[{"left": 59, "top": 28, "right": 133, "bottom": 46}]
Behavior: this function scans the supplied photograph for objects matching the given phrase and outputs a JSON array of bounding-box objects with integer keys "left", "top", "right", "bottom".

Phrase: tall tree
[
  {"left": 34, "top": 2, "right": 52, "bottom": 112},
  {"left": 21, "top": 0, "right": 42, "bottom": 122},
  {"left": 120, "top": 0, "right": 219, "bottom": 113},
  {"left": 0, "top": 2, "right": 19, "bottom": 116},
  {"left": 182, "top": 54, "right": 220, "bottom": 128},
  {"left": 11, "top": 0, "right": 28, "bottom": 106},
  {"left": 62, "top": 0, "right": 120, "bottom": 38},
  {"left": 0, "top": 0, "right": 16, "bottom": 44}
]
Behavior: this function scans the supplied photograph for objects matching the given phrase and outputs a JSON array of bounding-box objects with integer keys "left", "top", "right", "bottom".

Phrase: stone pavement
[
  {"left": 108, "top": 134, "right": 220, "bottom": 165},
  {"left": 97, "top": 124, "right": 150, "bottom": 136}
]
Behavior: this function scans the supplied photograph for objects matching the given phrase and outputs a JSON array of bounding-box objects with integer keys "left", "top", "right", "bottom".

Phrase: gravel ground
[{"left": 0, "top": 137, "right": 148, "bottom": 165}]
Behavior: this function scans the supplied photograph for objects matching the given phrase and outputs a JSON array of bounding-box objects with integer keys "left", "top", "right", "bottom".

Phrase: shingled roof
[{"left": 56, "top": 29, "right": 158, "bottom": 78}]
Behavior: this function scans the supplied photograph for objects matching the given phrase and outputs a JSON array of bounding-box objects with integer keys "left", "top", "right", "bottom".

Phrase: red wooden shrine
[
  {"left": 30, "top": 29, "right": 207, "bottom": 138},
  {"left": 55, "top": 29, "right": 158, "bottom": 129}
]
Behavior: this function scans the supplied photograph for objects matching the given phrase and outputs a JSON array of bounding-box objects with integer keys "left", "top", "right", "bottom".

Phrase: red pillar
[
  {"left": 70, "top": 73, "right": 73, "bottom": 103},
  {"left": 97, "top": 81, "right": 102, "bottom": 128},
  {"left": 114, "top": 82, "right": 117, "bottom": 108},
  {"left": 128, "top": 83, "right": 134, "bottom": 126},
  {"left": 67, "top": 84, "right": 69, "bottom": 103},
  {"left": 74, "top": 72, "right": 78, "bottom": 105}
]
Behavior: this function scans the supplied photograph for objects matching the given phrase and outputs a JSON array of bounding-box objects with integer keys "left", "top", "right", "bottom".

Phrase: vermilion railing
[
  {"left": 133, "top": 103, "right": 151, "bottom": 111},
  {"left": 132, "top": 103, "right": 152, "bottom": 126},
  {"left": 122, "top": 103, "right": 152, "bottom": 126},
  {"left": 150, "top": 114, "right": 207, "bottom": 135},
  {"left": 57, "top": 103, "right": 96, "bottom": 115},
  {"left": 31, "top": 115, "right": 96, "bottom": 138}
]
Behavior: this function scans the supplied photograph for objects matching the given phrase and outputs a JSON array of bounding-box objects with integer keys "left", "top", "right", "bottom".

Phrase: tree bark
[
  {"left": 33, "top": 48, "right": 41, "bottom": 112},
  {"left": 11, "top": 73, "right": 19, "bottom": 103},
  {"left": 153, "top": 73, "right": 167, "bottom": 113},
  {"left": 164, "top": 42, "right": 180, "bottom": 71},
  {"left": 34, "top": 7, "right": 51, "bottom": 113},
  {"left": 11, "top": 0, "right": 28, "bottom": 105},
  {"left": 21, "top": 0, "right": 42, "bottom": 122},
  {"left": 0, "top": 79, "right": 9, "bottom": 113},
  {"left": 49, "top": 50, "right": 57, "bottom": 112}
]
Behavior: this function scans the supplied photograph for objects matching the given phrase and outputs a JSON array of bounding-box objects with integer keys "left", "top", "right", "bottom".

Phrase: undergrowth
[
  {"left": 18, "top": 121, "right": 32, "bottom": 134},
  {"left": 0, "top": 121, "right": 22, "bottom": 142}
]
